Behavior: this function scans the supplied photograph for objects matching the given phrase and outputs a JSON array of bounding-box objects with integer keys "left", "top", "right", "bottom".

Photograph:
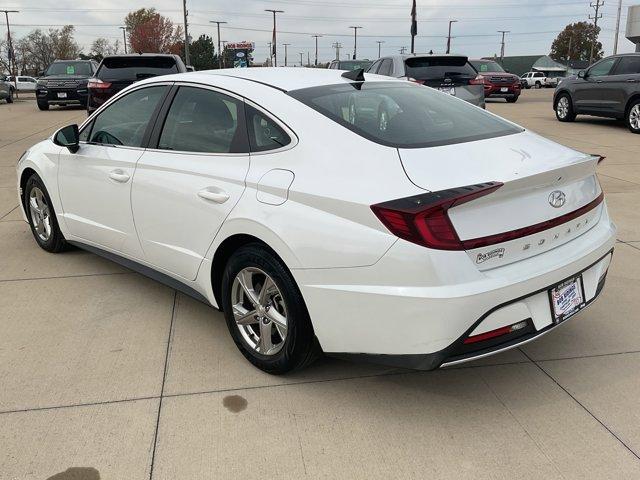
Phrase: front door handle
[
  {"left": 109, "top": 169, "right": 130, "bottom": 183},
  {"left": 198, "top": 188, "right": 229, "bottom": 204},
  {"left": 627, "top": 79, "right": 638, "bottom": 83}
]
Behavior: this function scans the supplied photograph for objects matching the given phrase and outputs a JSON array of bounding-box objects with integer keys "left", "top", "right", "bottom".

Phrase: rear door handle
[
  {"left": 596, "top": 80, "right": 604, "bottom": 83},
  {"left": 198, "top": 188, "right": 229, "bottom": 204},
  {"left": 109, "top": 169, "right": 130, "bottom": 183},
  {"left": 627, "top": 79, "right": 638, "bottom": 83}
]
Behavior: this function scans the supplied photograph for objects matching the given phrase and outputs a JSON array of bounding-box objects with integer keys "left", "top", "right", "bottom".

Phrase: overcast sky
[{"left": 5, "top": 0, "right": 639, "bottom": 63}]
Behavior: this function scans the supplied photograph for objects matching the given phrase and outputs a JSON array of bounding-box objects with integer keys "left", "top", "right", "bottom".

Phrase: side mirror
[
  {"left": 54, "top": 124, "right": 80, "bottom": 153},
  {"left": 578, "top": 70, "right": 586, "bottom": 79}
]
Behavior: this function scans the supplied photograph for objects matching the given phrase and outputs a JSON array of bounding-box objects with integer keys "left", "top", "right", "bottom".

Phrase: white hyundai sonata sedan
[{"left": 16, "top": 67, "right": 616, "bottom": 373}]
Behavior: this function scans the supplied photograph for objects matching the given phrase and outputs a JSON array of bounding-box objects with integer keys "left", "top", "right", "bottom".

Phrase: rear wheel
[
  {"left": 6, "top": 93, "right": 13, "bottom": 104},
  {"left": 627, "top": 100, "right": 640, "bottom": 134},
  {"left": 221, "top": 244, "right": 320, "bottom": 374},
  {"left": 37, "top": 100, "right": 49, "bottom": 111},
  {"left": 555, "top": 93, "right": 576, "bottom": 122},
  {"left": 506, "top": 96, "right": 518, "bottom": 103},
  {"left": 535, "top": 81, "right": 542, "bottom": 89},
  {"left": 23, "top": 174, "right": 67, "bottom": 253}
]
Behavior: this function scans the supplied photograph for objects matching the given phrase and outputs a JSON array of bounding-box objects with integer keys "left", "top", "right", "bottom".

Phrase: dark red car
[{"left": 470, "top": 59, "right": 521, "bottom": 103}]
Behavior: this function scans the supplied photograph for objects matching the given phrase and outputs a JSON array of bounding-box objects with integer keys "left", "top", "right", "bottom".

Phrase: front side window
[
  {"left": 158, "top": 86, "right": 245, "bottom": 153},
  {"left": 89, "top": 86, "right": 167, "bottom": 147},
  {"left": 245, "top": 105, "right": 291, "bottom": 152},
  {"left": 588, "top": 57, "right": 617, "bottom": 77},
  {"left": 378, "top": 59, "right": 393, "bottom": 76},
  {"left": 289, "top": 82, "right": 522, "bottom": 148}
]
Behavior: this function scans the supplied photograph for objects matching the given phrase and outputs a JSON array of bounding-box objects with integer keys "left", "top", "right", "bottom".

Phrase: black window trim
[
  {"left": 146, "top": 82, "right": 251, "bottom": 157},
  {"left": 78, "top": 82, "right": 173, "bottom": 151},
  {"left": 610, "top": 55, "right": 640, "bottom": 76},
  {"left": 587, "top": 57, "right": 620, "bottom": 77}
]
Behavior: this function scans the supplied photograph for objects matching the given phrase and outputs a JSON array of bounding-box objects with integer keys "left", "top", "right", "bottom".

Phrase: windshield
[
  {"left": 470, "top": 60, "right": 505, "bottom": 73},
  {"left": 404, "top": 56, "right": 476, "bottom": 80},
  {"left": 339, "top": 60, "right": 372, "bottom": 71},
  {"left": 45, "top": 62, "right": 93, "bottom": 76},
  {"left": 289, "top": 82, "right": 522, "bottom": 148},
  {"left": 98, "top": 56, "right": 179, "bottom": 81}
]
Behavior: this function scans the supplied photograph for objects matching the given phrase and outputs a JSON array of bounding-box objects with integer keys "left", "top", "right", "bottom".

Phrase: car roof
[{"left": 161, "top": 67, "right": 399, "bottom": 92}]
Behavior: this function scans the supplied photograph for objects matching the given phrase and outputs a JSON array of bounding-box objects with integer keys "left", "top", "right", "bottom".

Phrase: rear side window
[
  {"left": 89, "top": 86, "right": 167, "bottom": 147},
  {"left": 378, "top": 59, "right": 393, "bottom": 76},
  {"left": 245, "top": 105, "right": 291, "bottom": 152},
  {"left": 97, "top": 56, "right": 179, "bottom": 81},
  {"left": 612, "top": 56, "right": 640, "bottom": 75},
  {"left": 158, "top": 87, "right": 246, "bottom": 153},
  {"left": 289, "top": 82, "right": 522, "bottom": 149},
  {"left": 404, "top": 57, "right": 476, "bottom": 80}
]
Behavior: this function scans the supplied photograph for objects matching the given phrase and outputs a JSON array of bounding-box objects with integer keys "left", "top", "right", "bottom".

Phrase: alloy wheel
[
  {"left": 29, "top": 186, "right": 52, "bottom": 242},
  {"left": 231, "top": 267, "right": 288, "bottom": 356},
  {"left": 629, "top": 104, "right": 640, "bottom": 131},
  {"left": 557, "top": 97, "right": 569, "bottom": 119}
]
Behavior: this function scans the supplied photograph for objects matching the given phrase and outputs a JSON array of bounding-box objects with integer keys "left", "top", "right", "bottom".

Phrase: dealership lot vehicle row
[{"left": 2, "top": 89, "right": 640, "bottom": 479}]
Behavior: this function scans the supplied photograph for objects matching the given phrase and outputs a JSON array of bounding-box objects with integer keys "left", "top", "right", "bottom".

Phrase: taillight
[
  {"left": 370, "top": 182, "right": 503, "bottom": 250},
  {"left": 405, "top": 77, "right": 425, "bottom": 85},
  {"left": 463, "top": 320, "right": 529, "bottom": 344},
  {"left": 469, "top": 74, "right": 485, "bottom": 85},
  {"left": 87, "top": 78, "right": 112, "bottom": 89}
]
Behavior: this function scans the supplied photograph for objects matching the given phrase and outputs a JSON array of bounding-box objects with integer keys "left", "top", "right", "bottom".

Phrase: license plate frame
[
  {"left": 549, "top": 276, "right": 586, "bottom": 324},
  {"left": 500, "top": 87, "right": 509, "bottom": 92},
  {"left": 57, "top": 92, "right": 68, "bottom": 99}
]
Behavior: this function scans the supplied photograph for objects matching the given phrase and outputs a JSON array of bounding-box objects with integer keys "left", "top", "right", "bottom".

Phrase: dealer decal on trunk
[{"left": 476, "top": 247, "right": 506, "bottom": 264}]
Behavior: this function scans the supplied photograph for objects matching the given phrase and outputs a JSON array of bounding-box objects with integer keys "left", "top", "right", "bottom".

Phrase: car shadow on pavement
[{"left": 45, "top": 467, "right": 100, "bottom": 480}]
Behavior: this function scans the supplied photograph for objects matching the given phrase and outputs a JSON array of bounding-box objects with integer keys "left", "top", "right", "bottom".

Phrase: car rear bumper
[{"left": 294, "top": 205, "right": 616, "bottom": 370}]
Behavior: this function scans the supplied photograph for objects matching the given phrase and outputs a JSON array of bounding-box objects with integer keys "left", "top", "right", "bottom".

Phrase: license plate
[
  {"left": 550, "top": 276, "right": 585, "bottom": 323},
  {"left": 500, "top": 87, "right": 509, "bottom": 92},
  {"left": 57, "top": 92, "right": 67, "bottom": 98},
  {"left": 439, "top": 86, "right": 456, "bottom": 96}
]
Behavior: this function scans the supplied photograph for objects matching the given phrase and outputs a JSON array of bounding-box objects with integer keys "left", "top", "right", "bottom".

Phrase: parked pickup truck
[{"left": 520, "top": 71, "right": 549, "bottom": 89}]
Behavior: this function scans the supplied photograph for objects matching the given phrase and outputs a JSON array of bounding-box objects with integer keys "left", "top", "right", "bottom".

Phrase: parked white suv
[{"left": 521, "top": 71, "right": 547, "bottom": 89}]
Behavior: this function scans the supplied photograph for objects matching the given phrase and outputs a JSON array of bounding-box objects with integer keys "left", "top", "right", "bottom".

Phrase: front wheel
[
  {"left": 23, "top": 174, "right": 67, "bottom": 252},
  {"left": 626, "top": 100, "right": 640, "bottom": 134},
  {"left": 221, "top": 244, "right": 320, "bottom": 374},
  {"left": 37, "top": 100, "right": 49, "bottom": 111},
  {"left": 6, "top": 93, "right": 13, "bottom": 104},
  {"left": 555, "top": 94, "right": 576, "bottom": 122}
]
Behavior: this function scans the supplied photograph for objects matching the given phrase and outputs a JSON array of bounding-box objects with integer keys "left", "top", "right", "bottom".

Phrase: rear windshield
[
  {"left": 97, "top": 56, "right": 179, "bottom": 81},
  {"left": 288, "top": 82, "right": 522, "bottom": 148},
  {"left": 470, "top": 60, "right": 505, "bottom": 73},
  {"left": 339, "top": 60, "right": 372, "bottom": 71},
  {"left": 45, "top": 62, "right": 93, "bottom": 76},
  {"left": 405, "top": 57, "right": 476, "bottom": 80}
]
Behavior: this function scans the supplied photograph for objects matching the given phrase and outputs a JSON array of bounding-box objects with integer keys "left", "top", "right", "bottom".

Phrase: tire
[
  {"left": 535, "top": 81, "right": 542, "bottom": 89},
  {"left": 506, "top": 96, "right": 518, "bottom": 103},
  {"left": 626, "top": 99, "right": 640, "bottom": 134},
  {"left": 221, "top": 243, "right": 320, "bottom": 374},
  {"left": 555, "top": 93, "right": 576, "bottom": 122},
  {"left": 23, "top": 174, "right": 67, "bottom": 253},
  {"left": 37, "top": 100, "right": 49, "bottom": 111},
  {"left": 6, "top": 93, "right": 13, "bottom": 104}
]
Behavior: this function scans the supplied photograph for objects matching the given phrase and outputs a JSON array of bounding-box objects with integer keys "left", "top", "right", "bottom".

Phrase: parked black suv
[
  {"left": 36, "top": 60, "right": 98, "bottom": 110},
  {"left": 553, "top": 53, "right": 640, "bottom": 133},
  {"left": 87, "top": 54, "right": 187, "bottom": 113}
]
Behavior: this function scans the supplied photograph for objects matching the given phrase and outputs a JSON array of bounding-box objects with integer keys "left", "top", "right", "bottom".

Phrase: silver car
[
  {"left": 366, "top": 54, "right": 485, "bottom": 107},
  {"left": 0, "top": 76, "right": 13, "bottom": 103}
]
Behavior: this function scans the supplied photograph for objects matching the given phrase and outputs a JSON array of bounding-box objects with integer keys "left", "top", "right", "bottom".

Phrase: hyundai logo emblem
[{"left": 548, "top": 190, "right": 566, "bottom": 208}]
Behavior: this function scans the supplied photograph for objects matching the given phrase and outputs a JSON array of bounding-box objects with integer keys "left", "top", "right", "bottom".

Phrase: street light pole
[
  {"left": 299, "top": 52, "right": 304, "bottom": 67},
  {"left": 332, "top": 42, "right": 341, "bottom": 61},
  {"left": 446, "top": 20, "right": 457, "bottom": 54},
  {"left": 119, "top": 27, "right": 128, "bottom": 54},
  {"left": 283, "top": 43, "right": 290, "bottom": 66},
  {"left": 376, "top": 40, "right": 385, "bottom": 58},
  {"left": 349, "top": 26, "right": 362, "bottom": 60},
  {"left": 209, "top": 21, "right": 227, "bottom": 69},
  {"left": 265, "top": 9, "right": 284, "bottom": 67},
  {"left": 311, "top": 35, "right": 322, "bottom": 66},
  {"left": 182, "top": 0, "right": 190, "bottom": 65},
  {"left": 613, "top": 0, "right": 623, "bottom": 54}
]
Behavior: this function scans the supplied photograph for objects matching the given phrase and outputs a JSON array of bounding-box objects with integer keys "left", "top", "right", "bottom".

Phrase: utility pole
[
  {"left": 209, "top": 21, "right": 227, "bottom": 69},
  {"left": 307, "top": 51, "right": 310, "bottom": 67},
  {"left": 119, "top": 26, "right": 128, "bottom": 54},
  {"left": 497, "top": 30, "right": 510, "bottom": 61},
  {"left": 299, "top": 52, "right": 304, "bottom": 67},
  {"left": 182, "top": 0, "right": 190, "bottom": 66},
  {"left": 446, "top": 20, "right": 457, "bottom": 54},
  {"left": 311, "top": 34, "right": 322, "bottom": 66},
  {"left": 283, "top": 43, "right": 290, "bottom": 66},
  {"left": 267, "top": 42, "right": 272, "bottom": 66},
  {"left": 265, "top": 9, "right": 284, "bottom": 67},
  {"left": 613, "top": 0, "right": 622, "bottom": 54},
  {"left": 567, "top": 35, "right": 573, "bottom": 61},
  {"left": 2, "top": 10, "right": 18, "bottom": 97},
  {"left": 376, "top": 40, "right": 385, "bottom": 58},
  {"left": 589, "top": 0, "right": 604, "bottom": 64},
  {"left": 332, "top": 42, "right": 342, "bottom": 61},
  {"left": 349, "top": 26, "right": 362, "bottom": 60},
  {"left": 399, "top": 46, "right": 408, "bottom": 54}
]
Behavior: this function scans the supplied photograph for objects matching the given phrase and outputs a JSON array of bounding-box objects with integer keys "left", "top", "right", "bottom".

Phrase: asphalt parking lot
[{"left": 1, "top": 89, "right": 640, "bottom": 479}]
